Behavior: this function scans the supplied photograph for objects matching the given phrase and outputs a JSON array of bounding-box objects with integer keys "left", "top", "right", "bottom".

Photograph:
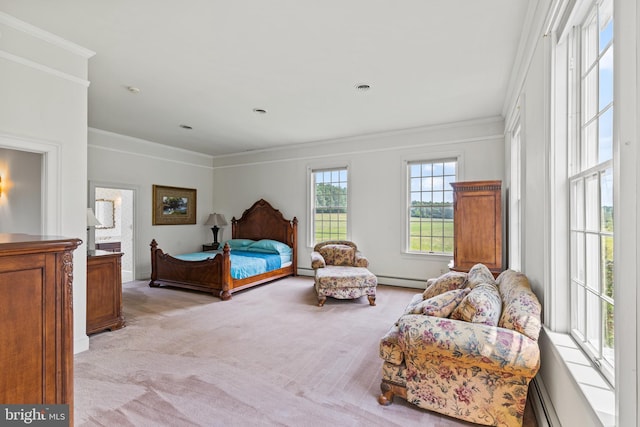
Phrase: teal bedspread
[{"left": 175, "top": 250, "right": 283, "bottom": 279}]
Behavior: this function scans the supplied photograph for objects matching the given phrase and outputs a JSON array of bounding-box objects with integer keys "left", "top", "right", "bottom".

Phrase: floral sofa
[
  {"left": 310, "top": 240, "right": 377, "bottom": 307},
  {"left": 378, "top": 265, "right": 541, "bottom": 427}
]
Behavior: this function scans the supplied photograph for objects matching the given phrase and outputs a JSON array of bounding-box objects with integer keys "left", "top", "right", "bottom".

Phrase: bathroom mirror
[{"left": 95, "top": 199, "right": 115, "bottom": 229}]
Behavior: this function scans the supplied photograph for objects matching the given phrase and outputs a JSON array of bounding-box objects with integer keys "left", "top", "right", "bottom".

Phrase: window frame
[
  {"left": 308, "top": 164, "right": 350, "bottom": 246},
  {"left": 404, "top": 156, "right": 459, "bottom": 256},
  {"left": 566, "top": 0, "right": 615, "bottom": 385},
  {"left": 508, "top": 118, "right": 523, "bottom": 271}
]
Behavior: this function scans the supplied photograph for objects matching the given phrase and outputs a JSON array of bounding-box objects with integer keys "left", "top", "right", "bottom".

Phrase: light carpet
[{"left": 74, "top": 276, "right": 538, "bottom": 427}]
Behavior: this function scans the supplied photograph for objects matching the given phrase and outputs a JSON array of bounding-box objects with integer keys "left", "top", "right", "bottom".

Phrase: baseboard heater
[{"left": 530, "top": 377, "right": 561, "bottom": 427}]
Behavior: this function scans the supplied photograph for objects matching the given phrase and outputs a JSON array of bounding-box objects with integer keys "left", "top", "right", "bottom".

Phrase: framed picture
[{"left": 152, "top": 185, "right": 197, "bottom": 225}]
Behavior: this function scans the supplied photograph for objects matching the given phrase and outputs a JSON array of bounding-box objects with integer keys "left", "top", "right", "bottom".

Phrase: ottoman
[{"left": 314, "top": 265, "right": 377, "bottom": 307}]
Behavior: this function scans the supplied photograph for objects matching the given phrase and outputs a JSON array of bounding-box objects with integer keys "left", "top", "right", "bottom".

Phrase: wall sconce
[
  {"left": 0, "top": 176, "right": 2, "bottom": 198},
  {"left": 204, "top": 213, "right": 228, "bottom": 249}
]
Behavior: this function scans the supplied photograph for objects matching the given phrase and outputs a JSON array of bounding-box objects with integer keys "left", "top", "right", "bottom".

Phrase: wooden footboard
[{"left": 149, "top": 239, "right": 233, "bottom": 300}]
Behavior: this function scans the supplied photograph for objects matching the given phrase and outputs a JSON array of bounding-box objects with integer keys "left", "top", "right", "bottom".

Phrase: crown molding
[
  {"left": 88, "top": 128, "right": 214, "bottom": 170},
  {"left": 0, "top": 11, "right": 95, "bottom": 59},
  {"left": 502, "top": 0, "right": 551, "bottom": 120},
  {"left": 0, "top": 49, "right": 90, "bottom": 87},
  {"left": 214, "top": 116, "right": 505, "bottom": 161}
]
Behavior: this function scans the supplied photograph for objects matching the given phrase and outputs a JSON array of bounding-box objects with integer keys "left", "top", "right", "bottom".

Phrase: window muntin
[
  {"left": 407, "top": 159, "right": 456, "bottom": 254},
  {"left": 569, "top": 0, "right": 614, "bottom": 384},
  {"left": 312, "top": 167, "right": 348, "bottom": 243}
]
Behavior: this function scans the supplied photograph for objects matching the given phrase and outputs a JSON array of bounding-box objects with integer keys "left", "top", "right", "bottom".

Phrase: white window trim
[
  {"left": 400, "top": 151, "right": 463, "bottom": 256},
  {"left": 508, "top": 114, "right": 524, "bottom": 271},
  {"left": 565, "top": 1, "right": 616, "bottom": 385},
  {"left": 306, "top": 162, "right": 351, "bottom": 248},
  {"left": 541, "top": 0, "right": 627, "bottom": 425}
]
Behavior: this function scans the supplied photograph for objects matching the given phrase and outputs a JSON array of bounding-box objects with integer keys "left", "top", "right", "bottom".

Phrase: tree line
[
  {"left": 411, "top": 201, "right": 453, "bottom": 219},
  {"left": 315, "top": 183, "right": 347, "bottom": 213}
]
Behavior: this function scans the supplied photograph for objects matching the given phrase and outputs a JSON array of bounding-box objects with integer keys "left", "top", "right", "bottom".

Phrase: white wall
[
  {"left": 503, "top": 0, "right": 639, "bottom": 425},
  {"left": 0, "top": 12, "right": 94, "bottom": 353},
  {"left": 0, "top": 148, "right": 41, "bottom": 233},
  {"left": 613, "top": 0, "right": 639, "bottom": 424},
  {"left": 88, "top": 129, "right": 214, "bottom": 279},
  {"left": 212, "top": 117, "right": 505, "bottom": 286}
]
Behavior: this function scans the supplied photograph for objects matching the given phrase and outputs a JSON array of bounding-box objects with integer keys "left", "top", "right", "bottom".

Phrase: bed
[{"left": 149, "top": 199, "right": 297, "bottom": 300}]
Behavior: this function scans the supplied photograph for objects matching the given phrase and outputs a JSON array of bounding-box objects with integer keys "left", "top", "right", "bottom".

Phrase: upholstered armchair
[{"left": 310, "top": 240, "right": 377, "bottom": 307}]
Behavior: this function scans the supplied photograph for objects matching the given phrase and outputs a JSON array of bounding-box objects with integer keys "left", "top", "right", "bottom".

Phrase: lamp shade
[
  {"left": 87, "top": 208, "right": 102, "bottom": 227},
  {"left": 204, "top": 213, "right": 228, "bottom": 227}
]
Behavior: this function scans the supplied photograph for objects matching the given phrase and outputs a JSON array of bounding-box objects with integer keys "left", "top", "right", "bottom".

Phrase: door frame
[{"left": 89, "top": 180, "right": 138, "bottom": 281}]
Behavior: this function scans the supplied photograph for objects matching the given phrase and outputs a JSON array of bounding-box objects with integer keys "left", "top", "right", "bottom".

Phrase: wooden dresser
[
  {"left": 0, "top": 234, "right": 81, "bottom": 414},
  {"left": 95, "top": 241, "right": 121, "bottom": 252},
  {"left": 450, "top": 180, "right": 503, "bottom": 277},
  {"left": 86, "top": 250, "right": 125, "bottom": 335}
]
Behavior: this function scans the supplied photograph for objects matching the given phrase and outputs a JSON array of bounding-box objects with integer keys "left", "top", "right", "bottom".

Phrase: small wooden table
[{"left": 87, "top": 250, "right": 125, "bottom": 335}]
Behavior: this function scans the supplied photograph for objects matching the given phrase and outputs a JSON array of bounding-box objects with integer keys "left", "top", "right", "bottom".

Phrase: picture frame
[
  {"left": 95, "top": 199, "right": 115, "bottom": 229},
  {"left": 152, "top": 185, "right": 197, "bottom": 225}
]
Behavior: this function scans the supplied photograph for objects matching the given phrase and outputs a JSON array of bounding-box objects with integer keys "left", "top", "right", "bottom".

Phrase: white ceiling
[{"left": 2, "top": 1, "right": 530, "bottom": 156}]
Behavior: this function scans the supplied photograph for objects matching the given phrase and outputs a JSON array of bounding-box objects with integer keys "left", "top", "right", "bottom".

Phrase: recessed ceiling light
[
  {"left": 253, "top": 108, "right": 267, "bottom": 114},
  {"left": 179, "top": 124, "right": 193, "bottom": 130},
  {"left": 355, "top": 84, "right": 371, "bottom": 91},
  {"left": 126, "top": 86, "right": 141, "bottom": 94}
]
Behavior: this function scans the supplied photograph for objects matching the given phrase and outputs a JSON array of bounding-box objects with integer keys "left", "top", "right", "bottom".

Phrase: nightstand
[
  {"left": 87, "top": 250, "right": 125, "bottom": 335},
  {"left": 202, "top": 243, "right": 219, "bottom": 251}
]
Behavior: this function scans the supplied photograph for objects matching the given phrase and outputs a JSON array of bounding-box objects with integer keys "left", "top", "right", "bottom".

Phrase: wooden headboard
[{"left": 231, "top": 199, "right": 298, "bottom": 248}]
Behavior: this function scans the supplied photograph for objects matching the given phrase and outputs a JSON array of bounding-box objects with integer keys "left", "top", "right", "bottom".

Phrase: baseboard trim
[
  {"left": 530, "top": 376, "right": 561, "bottom": 427},
  {"left": 122, "top": 270, "right": 134, "bottom": 283},
  {"left": 74, "top": 334, "right": 89, "bottom": 354}
]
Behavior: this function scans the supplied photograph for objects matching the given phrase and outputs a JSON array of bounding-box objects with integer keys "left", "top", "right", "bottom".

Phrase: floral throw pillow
[
  {"left": 403, "top": 294, "right": 426, "bottom": 316},
  {"left": 466, "top": 263, "right": 496, "bottom": 289},
  {"left": 422, "top": 271, "right": 468, "bottom": 300},
  {"left": 497, "top": 270, "right": 542, "bottom": 340},
  {"left": 450, "top": 282, "right": 502, "bottom": 326},
  {"left": 412, "top": 288, "right": 471, "bottom": 317}
]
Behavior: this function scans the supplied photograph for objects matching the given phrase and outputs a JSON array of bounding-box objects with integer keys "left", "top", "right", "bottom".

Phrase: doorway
[{"left": 90, "top": 184, "right": 136, "bottom": 282}]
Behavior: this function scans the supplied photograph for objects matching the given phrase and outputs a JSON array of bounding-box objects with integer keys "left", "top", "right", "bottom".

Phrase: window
[
  {"left": 509, "top": 121, "right": 522, "bottom": 271},
  {"left": 407, "top": 159, "right": 456, "bottom": 254},
  {"left": 568, "top": 0, "right": 614, "bottom": 384},
  {"left": 311, "top": 167, "right": 348, "bottom": 243}
]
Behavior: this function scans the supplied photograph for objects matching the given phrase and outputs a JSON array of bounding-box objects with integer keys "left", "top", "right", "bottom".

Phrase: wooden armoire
[
  {"left": 450, "top": 180, "right": 503, "bottom": 277},
  {"left": 0, "top": 234, "right": 81, "bottom": 419}
]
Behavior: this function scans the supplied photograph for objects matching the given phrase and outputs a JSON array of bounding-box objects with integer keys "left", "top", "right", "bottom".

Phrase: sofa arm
[
  {"left": 397, "top": 314, "right": 540, "bottom": 377},
  {"left": 310, "top": 251, "right": 326, "bottom": 269},
  {"left": 354, "top": 251, "right": 369, "bottom": 268}
]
